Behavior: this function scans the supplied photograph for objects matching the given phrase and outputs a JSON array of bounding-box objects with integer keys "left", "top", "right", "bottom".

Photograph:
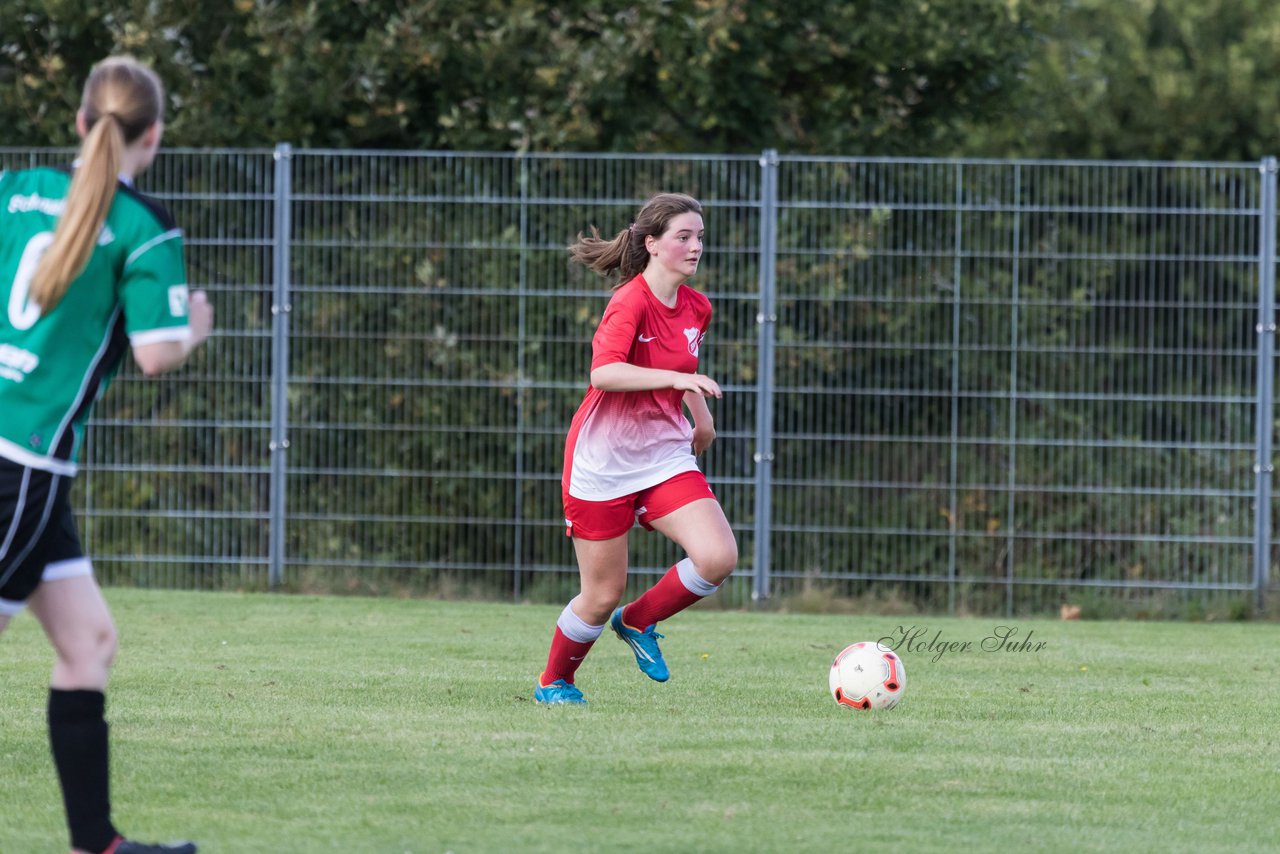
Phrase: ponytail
[
  {"left": 568, "top": 225, "right": 649, "bottom": 284},
  {"left": 29, "top": 55, "right": 165, "bottom": 312},
  {"left": 29, "top": 117, "right": 125, "bottom": 311}
]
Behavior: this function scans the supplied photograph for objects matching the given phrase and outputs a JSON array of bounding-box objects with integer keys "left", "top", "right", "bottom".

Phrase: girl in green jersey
[{"left": 0, "top": 56, "right": 212, "bottom": 854}]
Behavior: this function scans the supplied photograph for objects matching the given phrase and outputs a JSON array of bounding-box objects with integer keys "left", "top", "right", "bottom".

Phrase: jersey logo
[
  {"left": 637, "top": 333, "right": 656, "bottom": 343},
  {"left": 168, "top": 285, "right": 190, "bottom": 317},
  {"left": 683, "top": 327, "right": 704, "bottom": 357}
]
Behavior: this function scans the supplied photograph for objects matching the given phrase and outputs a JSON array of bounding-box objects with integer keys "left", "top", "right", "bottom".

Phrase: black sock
[{"left": 48, "top": 688, "right": 118, "bottom": 854}]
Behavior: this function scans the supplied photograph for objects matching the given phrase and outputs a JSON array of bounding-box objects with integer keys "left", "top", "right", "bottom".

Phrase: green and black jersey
[{"left": 0, "top": 166, "right": 191, "bottom": 475}]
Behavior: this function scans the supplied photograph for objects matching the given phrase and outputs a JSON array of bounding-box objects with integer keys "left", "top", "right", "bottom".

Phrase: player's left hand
[{"left": 692, "top": 423, "right": 716, "bottom": 455}]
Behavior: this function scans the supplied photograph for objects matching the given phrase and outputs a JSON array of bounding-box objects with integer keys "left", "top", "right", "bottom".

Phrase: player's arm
[
  {"left": 590, "top": 362, "right": 721, "bottom": 398},
  {"left": 589, "top": 290, "right": 719, "bottom": 396},
  {"left": 132, "top": 289, "right": 214, "bottom": 375},
  {"left": 684, "top": 390, "right": 717, "bottom": 455}
]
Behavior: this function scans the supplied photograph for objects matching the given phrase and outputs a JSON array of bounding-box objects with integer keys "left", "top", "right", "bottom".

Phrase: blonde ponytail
[
  {"left": 29, "top": 55, "right": 165, "bottom": 312},
  {"left": 29, "top": 117, "right": 125, "bottom": 311}
]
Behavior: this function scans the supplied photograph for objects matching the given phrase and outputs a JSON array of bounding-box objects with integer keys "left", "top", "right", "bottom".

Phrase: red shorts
[{"left": 563, "top": 471, "right": 717, "bottom": 540}]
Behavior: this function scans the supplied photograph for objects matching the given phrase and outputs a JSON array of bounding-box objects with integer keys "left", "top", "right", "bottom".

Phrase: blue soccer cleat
[
  {"left": 535, "top": 678, "right": 586, "bottom": 705},
  {"left": 611, "top": 607, "right": 669, "bottom": 682}
]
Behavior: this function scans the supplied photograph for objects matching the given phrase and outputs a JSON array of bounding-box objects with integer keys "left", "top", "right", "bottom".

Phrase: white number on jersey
[{"left": 8, "top": 231, "right": 54, "bottom": 330}]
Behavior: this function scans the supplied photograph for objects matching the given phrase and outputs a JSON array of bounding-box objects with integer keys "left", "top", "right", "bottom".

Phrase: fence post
[
  {"left": 947, "top": 162, "right": 963, "bottom": 614},
  {"left": 753, "top": 150, "right": 779, "bottom": 601},
  {"left": 1005, "top": 163, "right": 1022, "bottom": 616},
  {"left": 1253, "top": 157, "right": 1277, "bottom": 610},
  {"left": 513, "top": 152, "right": 529, "bottom": 601},
  {"left": 268, "top": 143, "right": 293, "bottom": 589}
]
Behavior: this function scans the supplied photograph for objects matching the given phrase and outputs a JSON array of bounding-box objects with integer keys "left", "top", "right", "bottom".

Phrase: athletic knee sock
[
  {"left": 540, "top": 602, "right": 605, "bottom": 686},
  {"left": 48, "top": 688, "right": 117, "bottom": 854},
  {"left": 622, "top": 558, "right": 719, "bottom": 629}
]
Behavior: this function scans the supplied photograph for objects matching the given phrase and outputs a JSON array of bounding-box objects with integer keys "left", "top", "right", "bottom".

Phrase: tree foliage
[
  {"left": 9, "top": 1, "right": 1280, "bottom": 160},
  {"left": 1, "top": 0, "right": 1047, "bottom": 154},
  {"left": 969, "top": 0, "right": 1280, "bottom": 161}
]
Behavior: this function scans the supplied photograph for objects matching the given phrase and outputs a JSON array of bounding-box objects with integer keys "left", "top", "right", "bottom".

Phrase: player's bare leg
[
  {"left": 647, "top": 497, "right": 737, "bottom": 587},
  {"left": 29, "top": 575, "right": 117, "bottom": 691},
  {"left": 570, "top": 533, "right": 630, "bottom": 625}
]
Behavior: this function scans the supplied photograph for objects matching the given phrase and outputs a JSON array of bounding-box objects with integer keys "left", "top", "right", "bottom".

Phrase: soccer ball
[{"left": 829, "top": 642, "right": 906, "bottom": 710}]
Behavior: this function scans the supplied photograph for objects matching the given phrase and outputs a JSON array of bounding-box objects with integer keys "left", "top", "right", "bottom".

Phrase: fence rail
[{"left": 3, "top": 147, "right": 1276, "bottom": 613}]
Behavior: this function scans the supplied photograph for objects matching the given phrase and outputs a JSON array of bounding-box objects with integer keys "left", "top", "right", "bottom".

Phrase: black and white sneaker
[{"left": 104, "top": 836, "right": 198, "bottom": 854}]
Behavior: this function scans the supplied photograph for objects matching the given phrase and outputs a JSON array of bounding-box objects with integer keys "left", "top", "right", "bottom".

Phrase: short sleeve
[
  {"left": 590, "top": 290, "right": 640, "bottom": 371},
  {"left": 119, "top": 228, "right": 192, "bottom": 345}
]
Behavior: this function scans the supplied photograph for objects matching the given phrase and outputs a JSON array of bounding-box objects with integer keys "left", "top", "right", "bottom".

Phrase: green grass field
[{"left": 2, "top": 590, "right": 1278, "bottom": 853}]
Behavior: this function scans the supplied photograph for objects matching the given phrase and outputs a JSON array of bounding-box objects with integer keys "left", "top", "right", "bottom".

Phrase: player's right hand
[{"left": 188, "top": 289, "right": 214, "bottom": 346}]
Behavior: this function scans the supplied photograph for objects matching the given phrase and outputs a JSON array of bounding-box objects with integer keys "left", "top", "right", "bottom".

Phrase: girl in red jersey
[{"left": 536, "top": 193, "right": 737, "bottom": 704}]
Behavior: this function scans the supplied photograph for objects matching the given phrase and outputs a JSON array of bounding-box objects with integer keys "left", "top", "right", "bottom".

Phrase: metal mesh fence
[
  {"left": 1, "top": 148, "right": 1273, "bottom": 613},
  {"left": 766, "top": 158, "right": 1265, "bottom": 612}
]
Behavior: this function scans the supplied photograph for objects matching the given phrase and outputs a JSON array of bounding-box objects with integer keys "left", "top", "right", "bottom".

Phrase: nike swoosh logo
[{"left": 638, "top": 334, "right": 656, "bottom": 342}]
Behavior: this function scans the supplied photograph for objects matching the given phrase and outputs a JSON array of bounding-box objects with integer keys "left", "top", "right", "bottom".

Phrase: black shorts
[{"left": 0, "top": 457, "right": 87, "bottom": 614}]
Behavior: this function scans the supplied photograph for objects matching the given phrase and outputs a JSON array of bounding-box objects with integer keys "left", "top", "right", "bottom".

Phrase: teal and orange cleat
[
  {"left": 534, "top": 678, "right": 586, "bottom": 705},
  {"left": 610, "top": 607, "right": 669, "bottom": 682}
]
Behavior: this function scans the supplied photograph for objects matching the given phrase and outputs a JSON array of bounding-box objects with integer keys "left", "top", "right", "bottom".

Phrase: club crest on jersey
[{"left": 683, "top": 327, "right": 704, "bottom": 357}]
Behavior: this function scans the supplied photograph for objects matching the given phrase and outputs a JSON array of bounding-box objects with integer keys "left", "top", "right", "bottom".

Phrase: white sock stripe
[
  {"left": 675, "top": 557, "right": 719, "bottom": 596},
  {"left": 42, "top": 558, "right": 93, "bottom": 582},
  {"left": 557, "top": 602, "right": 605, "bottom": 643},
  {"left": 0, "top": 597, "right": 25, "bottom": 616}
]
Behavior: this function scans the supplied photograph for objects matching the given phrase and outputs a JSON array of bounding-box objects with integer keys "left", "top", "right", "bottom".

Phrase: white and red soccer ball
[{"left": 829, "top": 641, "right": 906, "bottom": 710}]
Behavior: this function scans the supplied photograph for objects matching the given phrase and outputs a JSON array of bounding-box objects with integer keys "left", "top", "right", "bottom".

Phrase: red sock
[
  {"left": 540, "top": 626, "right": 596, "bottom": 686},
  {"left": 623, "top": 564, "right": 706, "bottom": 629}
]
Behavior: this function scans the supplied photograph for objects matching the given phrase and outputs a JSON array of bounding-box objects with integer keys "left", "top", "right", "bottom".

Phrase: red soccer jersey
[{"left": 563, "top": 274, "right": 713, "bottom": 500}]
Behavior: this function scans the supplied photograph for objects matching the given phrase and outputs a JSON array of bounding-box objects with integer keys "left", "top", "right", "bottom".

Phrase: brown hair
[
  {"left": 30, "top": 55, "right": 165, "bottom": 311},
  {"left": 568, "top": 192, "right": 703, "bottom": 285}
]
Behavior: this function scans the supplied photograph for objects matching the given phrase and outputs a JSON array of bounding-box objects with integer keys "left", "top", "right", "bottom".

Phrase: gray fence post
[
  {"left": 1253, "top": 157, "right": 1277, "bottom": 610},
  {"left": 1005, "top": 163, "right": 1022, "bottom": 616},
  {"left": 753, "top": 150, "right": 779, "bottom": 601},
  {"left": 947, "top": 162, "right": 963, "bottom": 614},
  {"left": 269, "top": 143, "right": 293, "bottom": 588},
  {"left": 514, "top": 152, "right": 530, "bottom": 601}
]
